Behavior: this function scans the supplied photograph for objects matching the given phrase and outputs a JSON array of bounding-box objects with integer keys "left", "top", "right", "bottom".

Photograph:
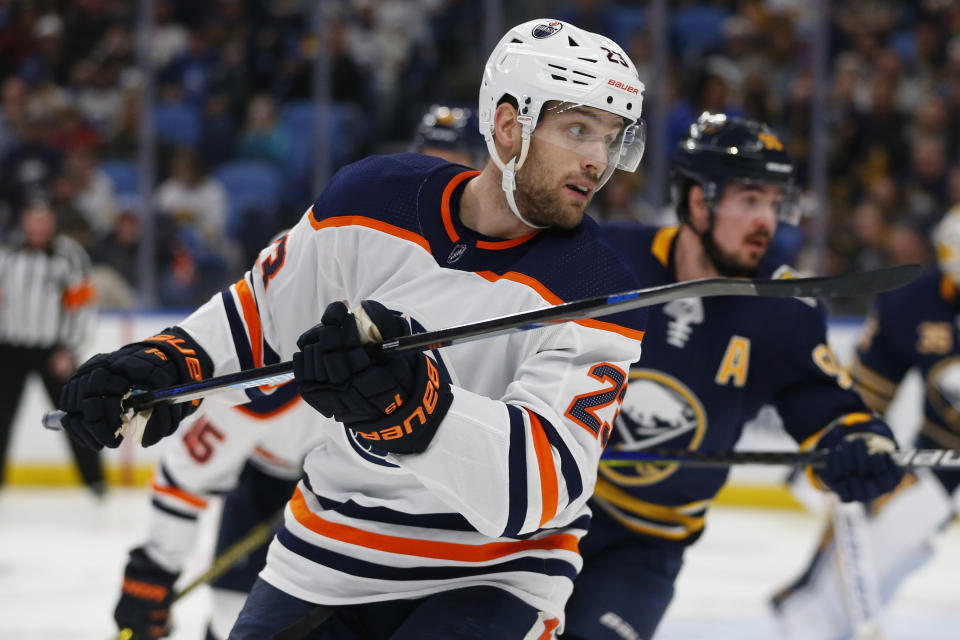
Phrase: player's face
[
  {"left": 515, "top": 105, "right": 625, "bottom": 229},
  {"left": 707, "top": 183, "right": 782, "bottom": 275}
]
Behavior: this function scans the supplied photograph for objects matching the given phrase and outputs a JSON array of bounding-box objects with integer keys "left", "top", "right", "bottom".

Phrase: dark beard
[{"left": 700, "top": 225, "right": 759, "bottom": 278}]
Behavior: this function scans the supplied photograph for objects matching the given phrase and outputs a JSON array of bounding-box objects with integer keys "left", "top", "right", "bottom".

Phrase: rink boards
[{"left": 3, "top": 311, "right": 924, "bottom": 508}]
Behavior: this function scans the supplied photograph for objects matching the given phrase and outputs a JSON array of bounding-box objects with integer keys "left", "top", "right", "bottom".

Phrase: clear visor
[
  {"left": 530, "top": 102, "right": 646, "bottom": 188},
  {"left": 722, "top": 178, "right": 801, "bottom": 226}
]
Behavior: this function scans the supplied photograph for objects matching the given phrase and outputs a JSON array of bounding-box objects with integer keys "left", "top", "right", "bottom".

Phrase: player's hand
[
  {"left": 293, "top": 300, "right": 453, "bottom": 454},
  {"left": 114, "top": 546, "right": 178, "bottom": 639},
  {"left": 815, "top": 419, "right": 903, "bottom": 503},
  {"left": 58, "top": 330, "right": 210, "bottom": 449}
]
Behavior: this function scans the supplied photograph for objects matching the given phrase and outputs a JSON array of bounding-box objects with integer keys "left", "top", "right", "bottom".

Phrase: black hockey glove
[
  {"left": 58, "top": 328, "right": 213, "bottom": 449},
  {"left": 813, "top": 418, "right": 903, "bottom": 503},
  {"left": 293, "top": 300, "right": 453, "bottom": 454},
  {"left": 114, "top": 546, "right": 179, "bottom": 639}
]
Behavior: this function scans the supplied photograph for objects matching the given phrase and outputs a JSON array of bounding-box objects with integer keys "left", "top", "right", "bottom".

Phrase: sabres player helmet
[
  {"left": 478, "top": 19, "right": 647, "bottom": 224},
  {"left": 933, "top": 205, "right": 960, "bottom": 284},
  {"left": 412, "top": 104, "right": 484, "bottom": 166},
  {"left": 672, "top": 112, "right": 799, "bottom": 224}
]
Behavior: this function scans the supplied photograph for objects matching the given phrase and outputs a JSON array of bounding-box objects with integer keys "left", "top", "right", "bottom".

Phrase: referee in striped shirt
[{"left": 0, "top": 199, "right": 103, "bottom": 493}]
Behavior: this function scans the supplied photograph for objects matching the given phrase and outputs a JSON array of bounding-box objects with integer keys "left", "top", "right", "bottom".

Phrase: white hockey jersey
[
  {"left": 176, "top": 154, "right": 647, "bottom": 627},
  {"left": 145, "top": 384, "right": 323, "bottom": 572}
]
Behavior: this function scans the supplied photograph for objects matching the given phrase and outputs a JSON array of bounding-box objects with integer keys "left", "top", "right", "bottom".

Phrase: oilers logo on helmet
[{"left": 532, "top": 21, "right": 562, "bottom": 38}]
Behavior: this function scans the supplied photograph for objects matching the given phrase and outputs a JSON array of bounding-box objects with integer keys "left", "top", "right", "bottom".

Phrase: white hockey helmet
[
  {"left": 479, "top": 19, "right": 646, "bottom": 227},
  {"left": 934, "top": 205, "right": 960, "bottom": 284}
]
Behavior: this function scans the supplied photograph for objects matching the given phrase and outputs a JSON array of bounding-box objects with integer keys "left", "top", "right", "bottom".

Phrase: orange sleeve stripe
[
  {"left": 62, "top": 281, "right": 96, "bottom": 309},
  {"left": 234, "top": 277, "right": 263, "bottom": 369},
  {"left": 538, "top": 618, "right": 561, "bottom": 640},
  {"left": 475, "top": 270, "right": 645, "bottom": 342},
  {"left": 122, "top": 577, "right": 169, "bottom": 602},
  {"left": 440, "top": 170, "right": 481, "bottom": 243},
  {"left": 151, "top": 478, "right": 207, "bottom": 509},
  {"left": 526, "top": 410, "right": 559, "bottom": 526},
  {"left": 309, "top": 211, "right": 432, "bottom": 254},
  {"left": 289, "top": 488, "right": 579, "bottom": 561}
]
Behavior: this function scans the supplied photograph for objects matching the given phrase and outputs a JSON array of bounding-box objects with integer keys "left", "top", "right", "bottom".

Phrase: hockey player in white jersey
[
  {"left": 112, "top": 116, "right": 488, "bottom": 640},
  {"left": 57, "top": 19, "right": 648, "bottom": 639},
  {"left": 112, "top": 385, "right": 322, "bottom": 640}
]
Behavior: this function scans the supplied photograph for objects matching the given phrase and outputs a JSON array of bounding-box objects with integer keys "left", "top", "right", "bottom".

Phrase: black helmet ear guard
[{"left": 671, "top": 112, "right": 799, "bottom": 224}]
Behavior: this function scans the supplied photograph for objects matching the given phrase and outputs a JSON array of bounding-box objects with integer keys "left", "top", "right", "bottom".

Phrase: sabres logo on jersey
[{"left": 602, "top": 369, "right": 707, "bottom": 485}]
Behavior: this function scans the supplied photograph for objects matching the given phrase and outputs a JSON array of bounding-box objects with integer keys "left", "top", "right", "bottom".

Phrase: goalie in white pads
[
  {"left": 57, "top": 18, "right": 647, "bottom": 639},
  {"left": 112, "top": 386, "right": 322, "bottom": 640},
  {"left": 772, "top": 208, "right": 960, "bottom": 640}
]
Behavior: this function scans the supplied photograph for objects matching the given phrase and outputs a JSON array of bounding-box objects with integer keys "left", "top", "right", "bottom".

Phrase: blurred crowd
[{"left": 0, "top": 0, "right": 956, "bottom": 312}]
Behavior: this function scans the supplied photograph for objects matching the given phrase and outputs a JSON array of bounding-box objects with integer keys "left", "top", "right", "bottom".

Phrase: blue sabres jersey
[
  {"left": 852, "top": 268, "right": 960, "bottom": 453},
  {"left": 595, "top": 222, "right": 872, "bottom": 542}
]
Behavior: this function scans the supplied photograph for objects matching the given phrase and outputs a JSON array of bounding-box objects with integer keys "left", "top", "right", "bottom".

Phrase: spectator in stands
[
  {"left": 236, "top": 93, "right": 288, "bottom": 168},
  {"left": 154, "top": 148, "right": 226, "bottom": 251},
  {"left": 64, "top": 146, "right": 116, "bottom": 235},
  {"left": 0, "top": 76, "right": 27, "bottom": 156},
  {"left": 98, "top": 87, "right": 140, "bottom": 160},
  {"left": 48, "top": 103, "right": 99, "bottom": 152},
  {"left": 151, "top": 0, "right": 189, "bottom": 69},
  {"left": 89, "top": 194, "right": 143, "bottom": 310},
  {"left": 0, "top": 108, "right": 62, "bottom": 236}
]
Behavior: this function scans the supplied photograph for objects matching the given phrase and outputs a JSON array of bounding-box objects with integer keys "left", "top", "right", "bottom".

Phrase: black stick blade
[{"left": 753, "top": 264, "right": 922, "bottom": 299}]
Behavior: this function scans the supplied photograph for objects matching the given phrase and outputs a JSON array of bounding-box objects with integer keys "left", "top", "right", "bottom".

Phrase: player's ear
[
  {"left": 687, "top": 184, "right": 709, "bottom": 232},
  {"left": 492, "top": 101, "right": 522, "bottom": 163}
]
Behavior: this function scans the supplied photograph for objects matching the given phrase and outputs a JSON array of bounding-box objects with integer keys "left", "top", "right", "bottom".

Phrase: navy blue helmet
[
  {"left": 672, "top": 112, "right": 799, "bottom": 224},
  {"left": 412, "top": 105, "right": 484, "bottom": 164}
]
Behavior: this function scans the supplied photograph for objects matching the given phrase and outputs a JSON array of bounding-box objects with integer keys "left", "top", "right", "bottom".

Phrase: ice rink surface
[{"left": 0, "top": 488, "right": 956, "bottom": 640}]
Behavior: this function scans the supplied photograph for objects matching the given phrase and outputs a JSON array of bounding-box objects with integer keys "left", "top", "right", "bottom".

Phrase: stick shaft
[
  {"left": 599, "top": 448, "right": 960, "bottom": 470},
  {"left": 117, "top": 265, "right": 926, "bottom": 411}
]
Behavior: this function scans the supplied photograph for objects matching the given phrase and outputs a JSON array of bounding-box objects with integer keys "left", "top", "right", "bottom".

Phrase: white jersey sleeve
[{"left": 142, "top": 393, "right": 323, "bottom": 572}]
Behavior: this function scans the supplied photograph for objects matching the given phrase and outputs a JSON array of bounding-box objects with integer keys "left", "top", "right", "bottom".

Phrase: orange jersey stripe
[
  {"left": 538, "top": 618, "right": 561, "bottom": 640},
  {"left": 309, "top": 211, "right": 432, "bottom": 254},
  {"left": 62, "top": 281, "right": 96, "bottom": 309},
  {"left": 151, "top": 478, "right": 207, "bottom": 509},
  {"left": 289, "top": 487, "right": 579, "bottom": 561},
  {"left": 526, "top": 410, "right": 559, "bottom": 526},
  {"left": 475, "top": 231, "right": 540, "bottom": 250},
  {"left": 440, "top": 170, "right": 481, "bottom": 243},
  {"left": 233, "top": 392, "right": 301, "bottom": 420},
  {"left": 475, "top": 270, "right": 646, "bottom": 342},
  {"left": 234, "top": 277, "right": 263, "bottom": 369}
]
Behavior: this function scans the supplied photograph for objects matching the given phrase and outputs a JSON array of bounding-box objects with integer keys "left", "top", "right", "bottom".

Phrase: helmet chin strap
[{"left": 484, "top": 119, "right": 548, "bottom": 230}]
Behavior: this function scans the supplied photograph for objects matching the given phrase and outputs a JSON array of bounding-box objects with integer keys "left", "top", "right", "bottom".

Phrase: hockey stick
[
  {"left": 41, "top": 264, "right": 920, "bottom": 427},
  {"left": 598, "top": 448, "right": 960, "bottom": 470},
  {"left": 831, "top": 500, "right": 886, "bottom": 640},
  {"left": 115, "top": 510, "right": 284, "bottom": 640}
]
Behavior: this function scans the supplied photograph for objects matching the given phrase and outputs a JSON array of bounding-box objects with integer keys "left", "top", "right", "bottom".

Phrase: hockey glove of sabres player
[
  {"left": 294, "top": 300, "right": 453, "bottom": 454},
  {"left": 813, "top": 417, "right": 904, "bottom": 503},
  {"left": 114, "top": 546, "right": 178, "bottom": 639},
  {"left": 58, "top": 328, "right": 213, "bottom": 449}
]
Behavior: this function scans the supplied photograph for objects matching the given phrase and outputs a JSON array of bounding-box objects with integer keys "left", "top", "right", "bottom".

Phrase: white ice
[{"left": 0, "top": 488, "right": 956, "bottom": 639}]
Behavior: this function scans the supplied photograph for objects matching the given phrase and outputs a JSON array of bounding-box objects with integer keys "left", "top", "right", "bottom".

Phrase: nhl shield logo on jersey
[
  {"left": 601, "top": 369, "right": 707, "bottom": 485},
  {"left": 446, "top": 243, "right": 468, "bottom": 264},
  {"left": 532, "top": 21, "right": 562, "bottom": 39}
]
